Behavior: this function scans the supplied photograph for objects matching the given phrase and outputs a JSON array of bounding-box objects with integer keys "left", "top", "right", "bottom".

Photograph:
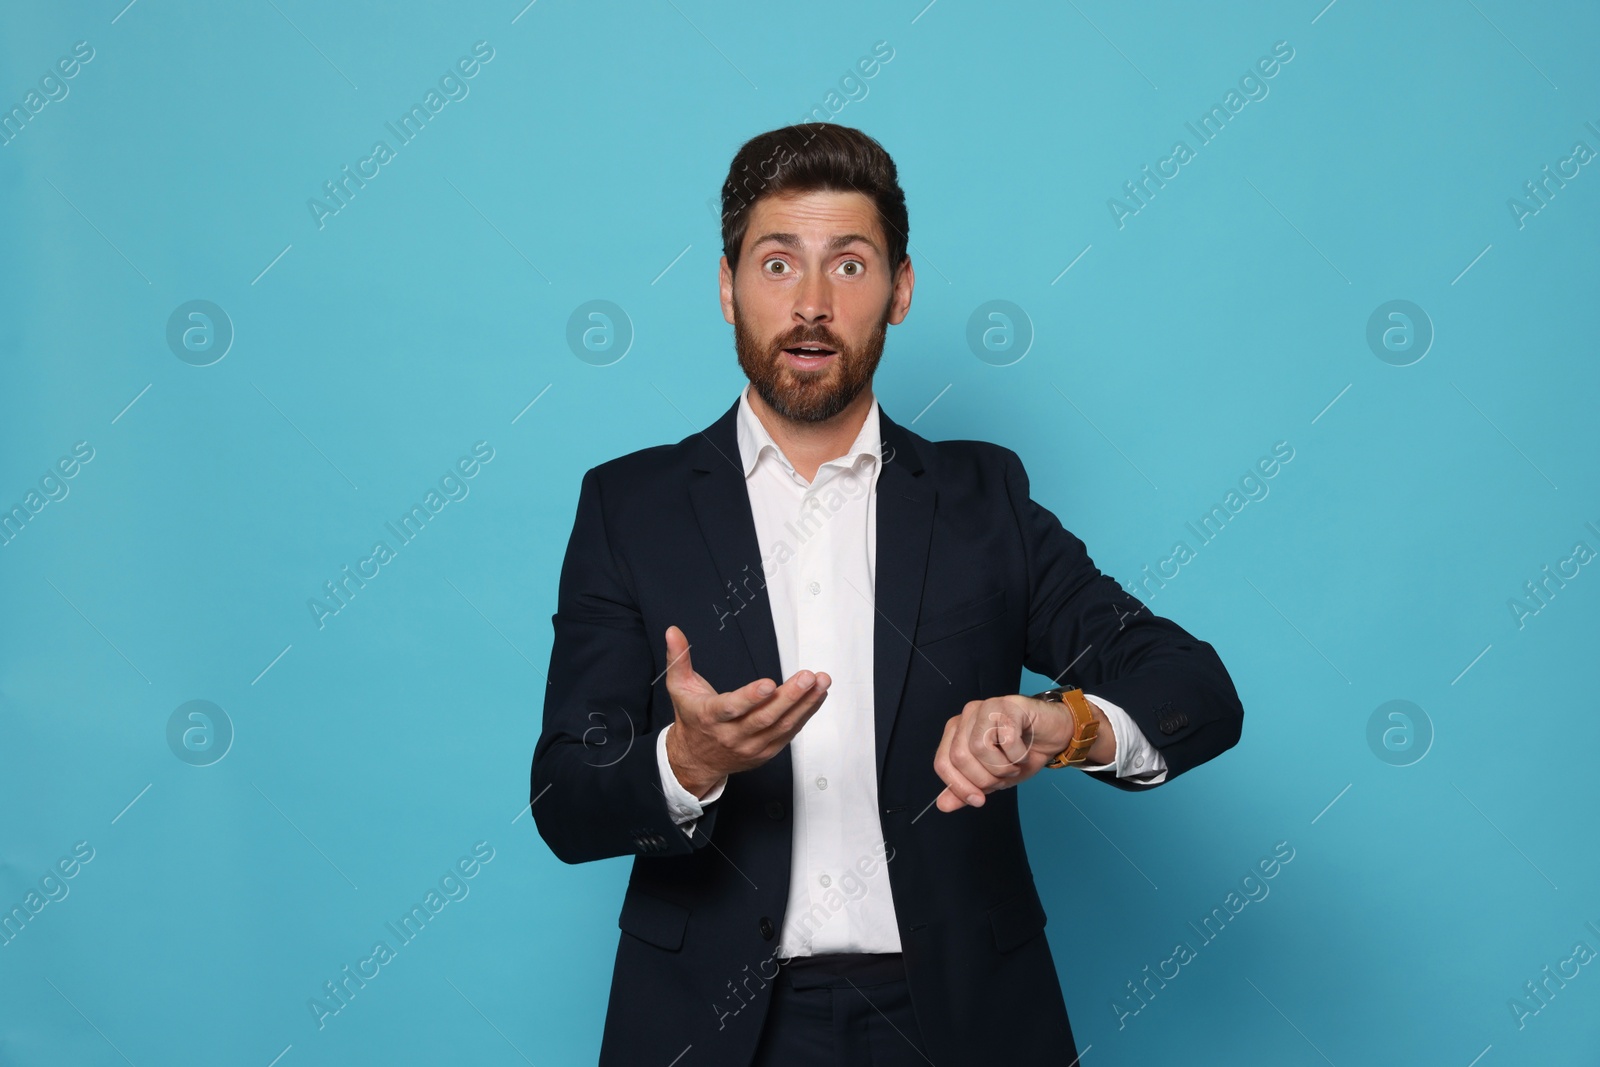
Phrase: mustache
[{"left": 772, "top": 326, "right": 847, "bottom": 352}]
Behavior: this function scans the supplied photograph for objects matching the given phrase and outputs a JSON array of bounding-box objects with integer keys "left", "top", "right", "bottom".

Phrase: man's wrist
[
  {"left": 1030, "top": 687, "right": 1107, "bottom": 768},
  {"left": 664, "top": 724, "right": 721, "bottom": 799},
  {"left": 1028, "top": 693, "right": 1079, "bottom": 754},
  {"left": 1080, "top": 700, "right": 1117, "bottom": 766}
]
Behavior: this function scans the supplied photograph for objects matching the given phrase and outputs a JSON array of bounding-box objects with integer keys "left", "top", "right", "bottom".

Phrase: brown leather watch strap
[{"left": 1032, "top": 687, "right": 1099, "bottom": 768}]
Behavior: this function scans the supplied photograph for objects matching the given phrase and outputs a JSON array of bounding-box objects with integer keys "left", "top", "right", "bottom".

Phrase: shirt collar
[{"left": 735, "top": 382, "right": 882, "bottom": 482}]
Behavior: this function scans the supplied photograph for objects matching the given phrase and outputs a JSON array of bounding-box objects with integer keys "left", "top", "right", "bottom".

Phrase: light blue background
[{"left": 2, "top": 1, "right": 1597, "bottom": 1064}]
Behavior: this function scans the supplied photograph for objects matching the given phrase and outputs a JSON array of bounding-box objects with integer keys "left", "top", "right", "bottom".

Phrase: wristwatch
[{"left": 1031, "top": 687, "right": 1099, "bottom": 768}]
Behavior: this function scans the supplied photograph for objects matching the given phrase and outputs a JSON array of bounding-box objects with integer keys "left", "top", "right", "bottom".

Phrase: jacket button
[
  {"left": 765, "top": 801, "right": 786, "bottom": 820},
  {"left": 759, "top": 916, "right": 775, "bottom": 940}
]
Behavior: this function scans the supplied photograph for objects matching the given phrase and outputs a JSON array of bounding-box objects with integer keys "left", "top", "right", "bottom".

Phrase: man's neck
[{"left": 747, "top": 384, "right": 875, "bottom": 484}]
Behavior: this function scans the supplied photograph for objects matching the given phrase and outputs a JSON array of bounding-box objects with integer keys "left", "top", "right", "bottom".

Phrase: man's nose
[{"left": 792, "top": 269, "right": 832, "bottom": 324}]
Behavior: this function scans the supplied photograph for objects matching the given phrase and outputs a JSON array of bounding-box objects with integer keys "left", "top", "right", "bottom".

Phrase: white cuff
[
  {"left": 657, "top": 724, "right": 727, "bottom": 835},
  {"left": 1078, "top": 693, "right": 1168, "bottom": 784}
]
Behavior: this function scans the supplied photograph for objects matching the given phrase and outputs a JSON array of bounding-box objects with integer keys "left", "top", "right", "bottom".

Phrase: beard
[{"left": 733, "top": 294, "right": 889, "bottom": 424}]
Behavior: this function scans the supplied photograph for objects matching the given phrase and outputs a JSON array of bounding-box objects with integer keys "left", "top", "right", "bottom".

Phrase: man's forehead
[{"left": 745, "top": 190, "right": 884, "bottom": 251}]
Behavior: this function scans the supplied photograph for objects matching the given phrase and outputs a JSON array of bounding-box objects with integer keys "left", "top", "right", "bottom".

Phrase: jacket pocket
[
  {"left": 987, "top": 883, "right": 1048, "bottom": 953},
  {"left": 915, "top": 588, "right": 1005, "bottom": 646},
  {"left": 618, "top": 890, "right": 690, "bottom": 951}
]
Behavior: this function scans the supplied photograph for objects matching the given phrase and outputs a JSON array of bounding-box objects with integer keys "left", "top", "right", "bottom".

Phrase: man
[{"left": 531, "top": 123, "right": 1243, "bottom": 1066}]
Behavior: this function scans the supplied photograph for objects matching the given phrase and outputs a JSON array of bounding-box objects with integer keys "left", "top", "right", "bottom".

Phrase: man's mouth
[{"left": 782, "top": 344, "right": 838, "bottom": 363}]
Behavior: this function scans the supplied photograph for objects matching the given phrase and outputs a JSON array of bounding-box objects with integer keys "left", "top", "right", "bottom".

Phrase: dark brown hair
[{"left": 719, "top": 123, "right": 909, "bottom": 278}]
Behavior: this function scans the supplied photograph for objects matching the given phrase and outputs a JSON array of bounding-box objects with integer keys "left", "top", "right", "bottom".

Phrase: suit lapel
[
  {"left": 687, "top": 399, "right": 784, "bottom": 686},
  {"left": 871, "top": 411, "right": 935, "bottom": 782},
  {"left": 686, "top": 400, "right": 797, "bottom": 814},
  {"left": 686, "top": 398, "right": 936, "bottom": 787}
]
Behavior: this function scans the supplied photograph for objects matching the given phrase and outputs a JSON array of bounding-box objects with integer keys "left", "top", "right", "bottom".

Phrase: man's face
[{"left": 720, "top": 189, "right": 914, "bottom": 424}]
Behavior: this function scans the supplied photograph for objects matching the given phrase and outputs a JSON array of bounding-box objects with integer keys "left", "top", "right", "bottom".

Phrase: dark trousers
[{"left": 750, "top": 952, "right": 933, "bottom": 1067}]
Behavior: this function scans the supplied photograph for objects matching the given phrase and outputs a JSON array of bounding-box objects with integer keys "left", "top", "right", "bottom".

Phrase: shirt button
[
  {"left": 808, "top": 580, "right": 821, "bottom": 596},
  {"left": 815, "top": 776, "right": 828, "bottom": 790},
  {"left": 1135, "top": 756, "right": 1145, "bottom": 769},
  {"left": 819, "top": 874, "right": 831, "bottom": 887}
]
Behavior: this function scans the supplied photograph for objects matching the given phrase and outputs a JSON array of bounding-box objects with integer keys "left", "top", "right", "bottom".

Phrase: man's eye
[
  {"left": 838, "top": 261, "right": 863, "bottom": 276},
  {"left": 764, "top": 259, "right": 788, "bottom": 274}
]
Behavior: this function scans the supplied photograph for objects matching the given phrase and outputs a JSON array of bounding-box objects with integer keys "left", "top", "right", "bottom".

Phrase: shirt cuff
[
  {"left": 1078, "top": 693, "right": 1168, "bottom": 783},
  {"left": 657, "top": 724, "right": 727, "bottom": 835}
]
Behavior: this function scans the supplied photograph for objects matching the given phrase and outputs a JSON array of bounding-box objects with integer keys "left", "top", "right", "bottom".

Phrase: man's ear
[
  {"left": 887, "top": 256, "right": 915, "bottom": 326},
  {"left": 719, "top": 255, "right": 736, "bottom": 325}
]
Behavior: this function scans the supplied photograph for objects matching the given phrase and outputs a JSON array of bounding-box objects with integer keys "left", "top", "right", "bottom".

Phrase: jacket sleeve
[
  {"left": 1001, "top": 447, "right": 1244, "bottom": 790},
  {"left": 530, "top": 466, "right": 723, "bottom": 862}
]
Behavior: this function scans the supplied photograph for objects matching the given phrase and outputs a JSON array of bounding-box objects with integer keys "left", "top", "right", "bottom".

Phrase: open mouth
[{"left": 782, "top": 344, "right": 838, "bottom": 363}]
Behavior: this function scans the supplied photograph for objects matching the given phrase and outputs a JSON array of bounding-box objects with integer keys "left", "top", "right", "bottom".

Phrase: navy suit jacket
[{"left": 531, "top": 396, "right": 1243, "bottom": 1066}]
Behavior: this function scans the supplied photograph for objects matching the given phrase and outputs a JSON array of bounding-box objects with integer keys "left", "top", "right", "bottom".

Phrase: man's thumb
[{"left": 663, "top": 625, "right": 693, "bottom": 689}]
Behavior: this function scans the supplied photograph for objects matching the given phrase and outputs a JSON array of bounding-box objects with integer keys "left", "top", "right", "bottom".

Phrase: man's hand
[
  {"left": 932, "top": 694, "right": 1116, "bottom": 813},
  {"left": 662, "top": 624, "right": 831, "bottom": 798}
]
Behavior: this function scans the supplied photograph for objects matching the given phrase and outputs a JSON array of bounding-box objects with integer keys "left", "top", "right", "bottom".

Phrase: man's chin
[
  {"left": 767, "top": 385, "right": 863, "bottom": 424},
  {"left": 778, "top": 365, "right": 838, "bottom": 389}
]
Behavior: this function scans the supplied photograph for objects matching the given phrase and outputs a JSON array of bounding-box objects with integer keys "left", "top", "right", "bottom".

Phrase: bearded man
[{"left": 531, "top": 122, "right": 1244, "bottom": 1066}]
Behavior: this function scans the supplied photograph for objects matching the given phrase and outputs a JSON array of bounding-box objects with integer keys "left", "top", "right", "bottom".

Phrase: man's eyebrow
[{"left": 749, "top": 231, "right": 882, "bottom": 255}]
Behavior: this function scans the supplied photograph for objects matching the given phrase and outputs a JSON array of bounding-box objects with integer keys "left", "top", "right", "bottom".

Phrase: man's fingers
[
  {"left": 715, "top": 674, "right": 780, "bottom": 721},
  {"left": 715, "top": 668, "right": 829, "bottom": 727},
  {"left": 933, "top": 718, "right": 987, "bottom": 811},
  {"left": 758, "top": 671, "right": 830, "bottom": 737},
  {"left": 975, "top": 706, "right": 1029, "bottom": 774},
  {"left": 743, "top": 670, "right": 827, "bottom": 733},
  {"left": 949, "top": 713, "right": 1012, "bottom": 794}
]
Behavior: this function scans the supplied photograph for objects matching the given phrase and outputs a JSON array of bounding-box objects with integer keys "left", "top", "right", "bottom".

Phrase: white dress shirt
[{"left": 657, "top": 384, "right": 1167, "bottom": 956}]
